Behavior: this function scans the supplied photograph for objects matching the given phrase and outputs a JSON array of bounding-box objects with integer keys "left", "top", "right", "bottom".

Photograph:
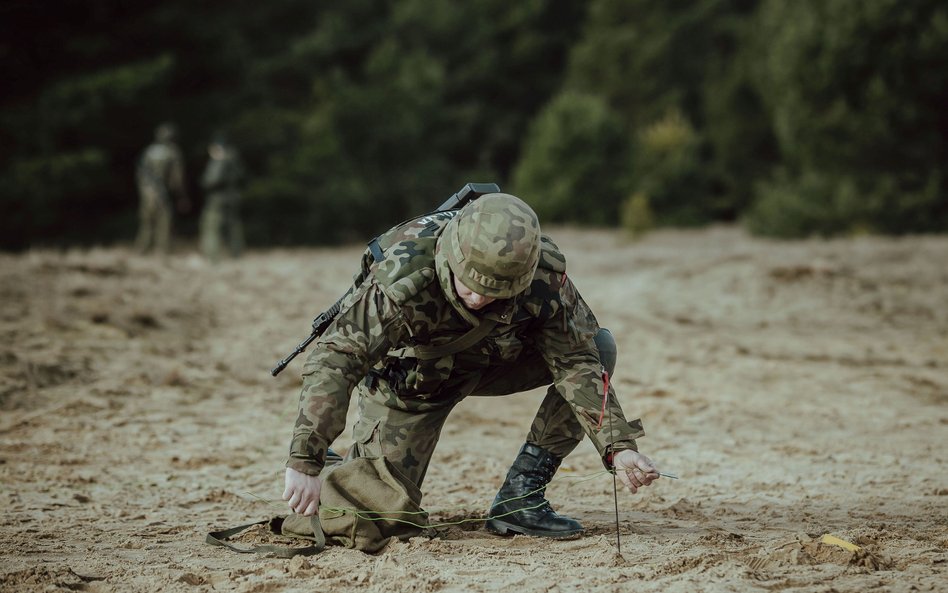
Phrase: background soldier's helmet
[
  {"left": 441, "top": 193, "right": 541, "bottom": 299},
  {"left": 209, "top": 130, "right": 230, "bottom": 149},
  {"left": 155, "top": 122, "right": 177, "bottom": 143}
]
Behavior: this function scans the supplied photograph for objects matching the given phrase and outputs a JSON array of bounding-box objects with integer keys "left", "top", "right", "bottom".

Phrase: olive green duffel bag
[{"left": 207, "top": 456, "right": 428, "bottom": 557}]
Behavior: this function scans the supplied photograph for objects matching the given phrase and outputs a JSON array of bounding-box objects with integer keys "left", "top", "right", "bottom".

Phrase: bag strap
[
  {"left": 206, "top": 516, "right": 326, "bottom": 558},
  {"left": 390, "top": 317, "right": 499, "bottom": 360}
]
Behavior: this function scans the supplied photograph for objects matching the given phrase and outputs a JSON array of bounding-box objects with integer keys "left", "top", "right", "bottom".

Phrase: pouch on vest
[
  {"left": 206, "top": 456, "right": 427, "bottom": 556},
  {"left": 377, "top": 316, "right": 501, "bottom": 397},
  {"left": 379, "top": 354, "right": 455, "bottom": 398}
]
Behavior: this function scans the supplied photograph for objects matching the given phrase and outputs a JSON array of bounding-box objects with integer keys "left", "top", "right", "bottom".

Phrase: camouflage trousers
[
  {"left": 135, "top": 185, "right": 172, "bottom": 254},
  {"left": 200, "top": 192, "right": 243, "bottom": 262},
  {"left": 343, "top": 329, "right": 617, "bottom": 489}
]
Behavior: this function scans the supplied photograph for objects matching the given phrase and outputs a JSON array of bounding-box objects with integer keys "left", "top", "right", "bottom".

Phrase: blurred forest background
[{"left": 1, "top": 0, "right": 946, "bottom": 250}]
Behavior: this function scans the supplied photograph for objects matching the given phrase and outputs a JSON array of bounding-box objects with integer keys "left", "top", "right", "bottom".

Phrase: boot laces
[{"left": 538, "top": 455, "right": 557, "bottom": 481}]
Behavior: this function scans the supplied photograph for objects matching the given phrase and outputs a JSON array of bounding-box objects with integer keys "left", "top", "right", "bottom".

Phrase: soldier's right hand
[
  {"left": 283, "top": 467, "right": 322, "bottom": 516},
  {"left": 613, "top": 449, "right": 661, "bottom": 494}
]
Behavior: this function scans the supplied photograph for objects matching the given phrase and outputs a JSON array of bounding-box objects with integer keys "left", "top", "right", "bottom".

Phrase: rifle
[{"left": 270, "top": 182, "right": 501, "bottom": 377}]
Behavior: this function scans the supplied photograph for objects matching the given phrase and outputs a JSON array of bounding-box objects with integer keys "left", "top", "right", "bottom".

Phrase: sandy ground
[{"left": 1, "top": 226, "right": 946, "bottom": 592}]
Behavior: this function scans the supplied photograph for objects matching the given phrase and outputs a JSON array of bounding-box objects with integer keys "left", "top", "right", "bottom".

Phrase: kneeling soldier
[{"left": 283, "top": 193, "right": 660, "bottom": 538}]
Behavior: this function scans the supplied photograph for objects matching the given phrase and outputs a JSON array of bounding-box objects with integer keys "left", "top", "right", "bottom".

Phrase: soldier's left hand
[
  {"left": 283, "top": 467, "right": 322, "bottom": 516},
  {"left": 613, "top": 449, "right": 660, "bottom": 494}
]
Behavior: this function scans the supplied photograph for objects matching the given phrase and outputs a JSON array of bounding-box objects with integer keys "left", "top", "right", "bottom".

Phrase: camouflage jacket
[
  {"left": 201, "top": 150, "right": 244, "bottom": 195},
  {"left": 136, "top": 141, "right": 185, "bottom": 195},
  {"left": 287, "top": 212, "right": 645, "bottom": 476}
]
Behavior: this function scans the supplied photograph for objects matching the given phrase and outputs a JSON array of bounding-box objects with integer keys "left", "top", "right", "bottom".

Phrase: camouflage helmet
[{"left": 441, "top": 193, "right": 541, "bottom": 299}]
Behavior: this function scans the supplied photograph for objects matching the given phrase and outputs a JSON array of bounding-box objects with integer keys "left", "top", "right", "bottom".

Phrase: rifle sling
[
  {"left": 206, "top": 516, "right": 325, "bottom": 558},
  {"left": 388, "top": 317, "right": 499, "bottom": 360}
]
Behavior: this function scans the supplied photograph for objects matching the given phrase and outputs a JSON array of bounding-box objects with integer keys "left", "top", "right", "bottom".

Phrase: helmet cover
[{"left": 441, "top": 193, "right": 541, "bottom": 299}]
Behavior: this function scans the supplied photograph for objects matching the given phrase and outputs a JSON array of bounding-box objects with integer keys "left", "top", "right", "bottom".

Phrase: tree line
[{"left": 2, "top": 0, "right": 945, "bottom": 250}]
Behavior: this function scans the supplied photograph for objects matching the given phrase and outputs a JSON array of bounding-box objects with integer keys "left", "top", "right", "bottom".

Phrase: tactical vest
[
  {"left": 201, "top": 153, "right": 243, "bottom": 194},
  {"left": 365, "top": 210, "right": 457, "bottom": 305},
  {"left": 137, "top": 143, "right": 179, "bottom": 189},
  {"left": 357, "top": 212, "right": 570, "bottom": 398}
]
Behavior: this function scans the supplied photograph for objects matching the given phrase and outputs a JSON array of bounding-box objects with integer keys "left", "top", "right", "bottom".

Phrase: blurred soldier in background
[
  {"left": 135, "top": 123, "right": 189, "bottom": 254},
  {"left": 200, "top": 132, "right": 245, "bottom": 262}
]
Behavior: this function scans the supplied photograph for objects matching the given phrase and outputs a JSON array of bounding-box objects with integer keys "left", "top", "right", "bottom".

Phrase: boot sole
[{"left": 484, "top": 518, "right": 584, "bottom": 540}]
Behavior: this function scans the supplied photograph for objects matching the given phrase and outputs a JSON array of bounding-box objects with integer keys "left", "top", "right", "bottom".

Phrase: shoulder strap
[
  {"left": 537, "top": 235, "right": 566, "bottom": 273},
  {"left": 389, "top": 317, "right": 499, "bottom": 360},
  {"left": 205, "top": 515, "right": 325, "bottom": 558}
]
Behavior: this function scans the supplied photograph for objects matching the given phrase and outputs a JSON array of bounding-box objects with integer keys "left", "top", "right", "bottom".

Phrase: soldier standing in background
[
  {"left": 135, "top": 123, "right": 189, "bottom": 254},
  {"left": 200, "top": 132, "right": 244, "bottom": 262},
  {"left": 282, "top": 193, "right": 661, "bottom": 539}
]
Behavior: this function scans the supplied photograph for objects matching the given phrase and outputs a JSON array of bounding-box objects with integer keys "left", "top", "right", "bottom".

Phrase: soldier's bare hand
[
  {"left": 283, "top": 467, "right": 322, "bottom": 516},
  {"left": 613, "top": 450, "right": 660, "bottom": 494}
]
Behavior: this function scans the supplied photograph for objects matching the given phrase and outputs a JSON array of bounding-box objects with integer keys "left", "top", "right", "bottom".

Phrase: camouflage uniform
[
  {"left": 287, "top": 195, "right": 645, "bottom": 492},
  {"left": 135, "top": 124, "right": 186, "bottom": 254},
  {"left": 200, "top": 137, "right": 244, "bottom": 262}
]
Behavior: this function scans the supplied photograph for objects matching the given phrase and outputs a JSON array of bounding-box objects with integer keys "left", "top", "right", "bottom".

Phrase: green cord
[{"left": 245, "top": 467, "right": 677, "bottom": 530}]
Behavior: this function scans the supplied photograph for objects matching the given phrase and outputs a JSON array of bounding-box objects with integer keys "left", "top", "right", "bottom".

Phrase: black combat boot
[{"left": 485, "top": 443, "right": 584, "bottom": 539}]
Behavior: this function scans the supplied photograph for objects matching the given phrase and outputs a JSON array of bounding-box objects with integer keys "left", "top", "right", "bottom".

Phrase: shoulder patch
[
  {"left": 381, "top": 267, "right": 437, "bottom": 305},
  {"left": 377, "top": 211, "right": 458, "bottom": 251},
  {"left": 372, "top": 235, "right": 440, "bottom": 305},
  {"left": 367, "top": 212, "right": 457, "bottom": 305},
  {"left": 537, "top": 235, "right": 566, "bottom": 273}
]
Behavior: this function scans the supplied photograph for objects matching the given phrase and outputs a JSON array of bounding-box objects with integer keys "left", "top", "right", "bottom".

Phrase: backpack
[{"left": 206, "top": 456, "right": 427, "bottom": 557}]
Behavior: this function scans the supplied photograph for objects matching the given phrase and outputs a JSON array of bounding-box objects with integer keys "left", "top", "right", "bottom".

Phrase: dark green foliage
[
  {"left": 745, "top": 172, "right": 858, "bottom": 238},
  {"left": 245, "top": 0, "right": 586, "bottom": 243},
  {"left": 512, "top": 93, "right": 629, "bottom": 225},
  {"left": 561, "top": 0, "right": 768, "bottom": 226},
  {"left": 566, "top": 0, "right": 723, "bottom": 130},
  {"left": 747, "top": 0, "right": 948, "bottom": 236},
  {"left": 2, "top": 0, "right": 946, "bottom": 248},
  {"left": 632, "top": 111, "right": 709, "bottom": 226},
  {"left": 699, "top": 0, "right": 779, "bottom": 218},
  {"left": 0, "top": 0, "right": 584, "bottom": 249},
  {"left": 0, "top": 0, "right": 325, "bottom": 249}
]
